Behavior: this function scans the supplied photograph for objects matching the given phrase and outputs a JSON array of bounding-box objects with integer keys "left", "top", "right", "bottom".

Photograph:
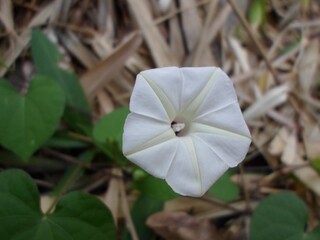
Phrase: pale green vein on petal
[
  {"left": 125, "top": 128, "right": 175, "bottom": 156},
  {"left": 182, "top": 68, "right": 218, "bottom": 119},
  {"left": 189, "top": 122, "right": 251, "bottom": 140},
  {"left": 194, "top": 100, "right": 237, "bottom": 120},
  {"left": 181, "top": 137, "right": 202, "bottom": 195},
  {"left": 140, "top": 73, "right": 176, "bottom": 121}
]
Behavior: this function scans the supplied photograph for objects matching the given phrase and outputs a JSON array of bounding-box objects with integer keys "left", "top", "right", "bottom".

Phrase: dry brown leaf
[
  {"left": 97, "top": 90, "right": 115, "bottom": 116},
  {"left": 228, "top": 36, "right": 250, "bottom": 72},
  {"left": 303, "top": 125, "right": 320, "bottom": 159},
  {"left": 269, "top": 127, "right": 288, "bottom": 156},
  {"left": 270, "top": 127, "right": 320, "bottom": 196},
  {"left": 104, "top": 168, "right": 122, "bottom": 225},
  {"left": 118, "top": 170, "right": 139, "bottom": 240},
  {"left": 0, "top": 0, "right": 15, "bottom": 36},
  {"left": 297, "top": 37, "right": 319, "bottom": 94},
  {"left": 89, "top": 33, "right": 113, "bottom": 59},
  {"left": 187, "top": 2, "right": 230, "bottom": 66},
  {"left": 147, "top": 211, "right": 218, "bottom": 240},
  {"left": 288, "top": 156, "right": 320, "bottom": 196},
  {"left": 0, "top": 0, "right": 63, "bottom": 76},
  {"left": 281, "top": 131, "right": 297, "bottom": 165},
  {"left": 231, "top": 173, "right": 263, "bottom": 193},
  {"left": 168, "top": 4, "right": 184, "bottom": 63},
  {"left": 127, "top": 0, "right": 178, "bottom": 67},
  {"left": 60, "top": 31, "right": 98, "bottom": 68},
  {"left": 80, "top": 32, "right": 142, "bottom": 99},
  {"left": 40, "top": 195, "right": 54, "bottom": 213},
  {"left": 244, "top": 84, "right": 289, "bottom": 121},
  {"left": 180, "top": 0, "right": 203, "bottom": 53}
]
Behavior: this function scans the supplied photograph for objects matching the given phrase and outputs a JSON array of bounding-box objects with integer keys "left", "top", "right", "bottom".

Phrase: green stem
[{"left": 44, "top": 162, "right": 84, "bottom": 215}]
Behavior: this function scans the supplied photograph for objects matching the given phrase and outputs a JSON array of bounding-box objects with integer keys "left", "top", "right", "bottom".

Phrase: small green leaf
[
  {"left": 0, "top": 77, "right": 65, "bottom": 161},
  {"left": 0, "top": 169, "right": 116, "bottom": 240},
  {"left": 31, "top": 29, "right": 92, "bottom": 134},
  {"left": 250, "top": 192, "right": 320, "bottom": 240},
  {"left": 94, "top": 107, "right": 129, "bottom": 147},
  {"left": 133, "top": 173, "right": 177, "bottom": 201},
  {"left": 311, "top": 158, "right": 320, "bottom": 174},
  {"left": 248, "top": 0, "right": 267, "bottom": 28},
  {"left": 207, "top": 169, "right": 240, "bottom": 201},
  {"left": 31, "top": 29, "right": 62, "bottom": 71},
  {"left": 93, "top": 107, "right": 129, "bottom": 162}
]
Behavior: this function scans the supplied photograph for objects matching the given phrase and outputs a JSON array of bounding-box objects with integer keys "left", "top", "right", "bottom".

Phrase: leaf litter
[{"left": 0, "top": 0, "right": 320, "bottom": 239}]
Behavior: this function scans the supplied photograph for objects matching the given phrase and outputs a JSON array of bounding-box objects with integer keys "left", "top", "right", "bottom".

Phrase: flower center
[{"left": 171, "top": 118, "right": 189, "bottom": 137}]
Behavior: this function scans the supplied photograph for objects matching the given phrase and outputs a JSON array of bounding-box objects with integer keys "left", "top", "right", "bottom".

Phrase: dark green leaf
[
  {"left": 311, "top": 159, "right": 320, "bottom": 175},
  {"left": 45, "top": 132, "right": 89, "bottom": 149},
  {"left": 31, "top": 29, "right": 91, "bottom": 134},
  {"left": 207, "top": 169, "right": 240, "bottom": 201},
  {"left": 0, "top": 169, "right": 116, "bottom": 240},
  {"left": 93, "top": 107, "right": 129, "bottom": 163},
  {"left": 31, "top": 28, "right": 62, "bottom": 71},
  {"left": 250, "top": 192, "right": 320, "bottom": 240},
  {"left": 93, "top": 107, "right": 129, "bottom": 147},
  {"left": 133, "top": 173, "right": 177, "bottom": 201},
  {"left": 0, "top": 151, "right": 67, "bottom": 172},
  {"left": 0, "top": 77, "right": 65, "bottom": 161}
]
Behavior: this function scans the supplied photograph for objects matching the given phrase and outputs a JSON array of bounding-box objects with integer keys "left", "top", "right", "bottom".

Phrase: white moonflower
[{"left": 123, "top": 67, "right": 251, "bottom": 197}]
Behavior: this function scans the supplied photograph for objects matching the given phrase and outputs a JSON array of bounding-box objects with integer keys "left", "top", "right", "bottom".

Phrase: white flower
[{"left": 123, "top": 67, "right": 251, "bottom": 197}]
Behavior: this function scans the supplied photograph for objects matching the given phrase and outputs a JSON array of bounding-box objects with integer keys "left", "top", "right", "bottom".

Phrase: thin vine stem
[{"left": 44, "top": 161, "right": 85, "bottom": 215}]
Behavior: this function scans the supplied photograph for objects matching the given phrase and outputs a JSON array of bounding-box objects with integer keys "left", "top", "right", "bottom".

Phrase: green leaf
[
  {"left": 207, "top": 169, "right": 240, "bottom": 201},
  {"left": 304, "top": 226, "right": 320, "bottom": 240},
  {"left": 0, "top": 169, "right": 116, "bottom": 240},
  {"left": 123, "top": 195, "right": 163, "bottom": 240},
  {"left": 250, "top": 192, "right": 320, "bottom": 240},
  {"left": 45, "top": 132, "right": 89, "bottom": 149},
  {"left": 93, "top": 107, "right": 129, "bottom": 163},
  {"left": 0, "top": 151, "right": 67, "bottom": 172},
  {"left": 0, "top": 77, "right": 65, "bottom": 161},
  {"left": 31, "top": 29, "right": 62, "bottom": 71},
  {"left": 248, "top": 0, "right": 267, "bottom": 28},
  {"left": 311, "top": 158, "right": 320, "bottom": 175},
  {"left": 132, "top": 173, "right": 177, "bottom": 201},
  {"left": 31, "top": 28, "right": 91, "bottom": 134},
  {"left": 93, "top": 107, "right": 129, "bottom": 147}
]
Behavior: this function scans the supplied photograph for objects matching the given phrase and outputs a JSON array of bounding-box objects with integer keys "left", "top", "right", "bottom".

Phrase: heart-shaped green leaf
[
  {"left": 0, "top": 77, "right": 65, "bottom": 161},
  {"left": 93, "top": 107, "right": 129, "bottom": 163},
  {"left": 31, "top": 29, "right": 92, "bottom": 134},
  {"left": 0, "top": 169, "right": 116, "bottom": 240},
  {"left": 250, "top": 192, "right": 320, "bottom": 240}
]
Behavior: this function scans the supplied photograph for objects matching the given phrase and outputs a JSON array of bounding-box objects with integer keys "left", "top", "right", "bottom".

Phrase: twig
[
  {"left": 44, "top": 148, "right": 82, "bottom": 165},
  {"left": 118, "top": 169, "right": 139, "bottom": 240},
  {"left": 154, "top": 0, "right": 211, "bottom": 25},
  {"left": 200, "top": 195, "right": 243, "bottom": 213},
  {"left": 226, "top": 0, "right": 280, "bottom": 84},
  {"left": 239, "top": 164, "right": 252, "bottom": 212},
  {"left": 45, "top": 161, "right": 85, "bottom": 215}
]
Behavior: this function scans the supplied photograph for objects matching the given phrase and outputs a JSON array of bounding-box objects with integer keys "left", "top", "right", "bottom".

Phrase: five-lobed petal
[{"left": 123, "top": 67, "right": 251, "bottom": 197}]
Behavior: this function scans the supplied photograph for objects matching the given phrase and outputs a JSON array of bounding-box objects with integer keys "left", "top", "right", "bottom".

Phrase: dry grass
[{"left": 1, "top": 0, "right": 320, "bottom": 239}]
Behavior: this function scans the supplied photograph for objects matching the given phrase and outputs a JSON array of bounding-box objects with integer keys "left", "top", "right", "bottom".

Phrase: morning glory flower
[{"left": 123, "top": 67, "right": 251, "bottom": 197}]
